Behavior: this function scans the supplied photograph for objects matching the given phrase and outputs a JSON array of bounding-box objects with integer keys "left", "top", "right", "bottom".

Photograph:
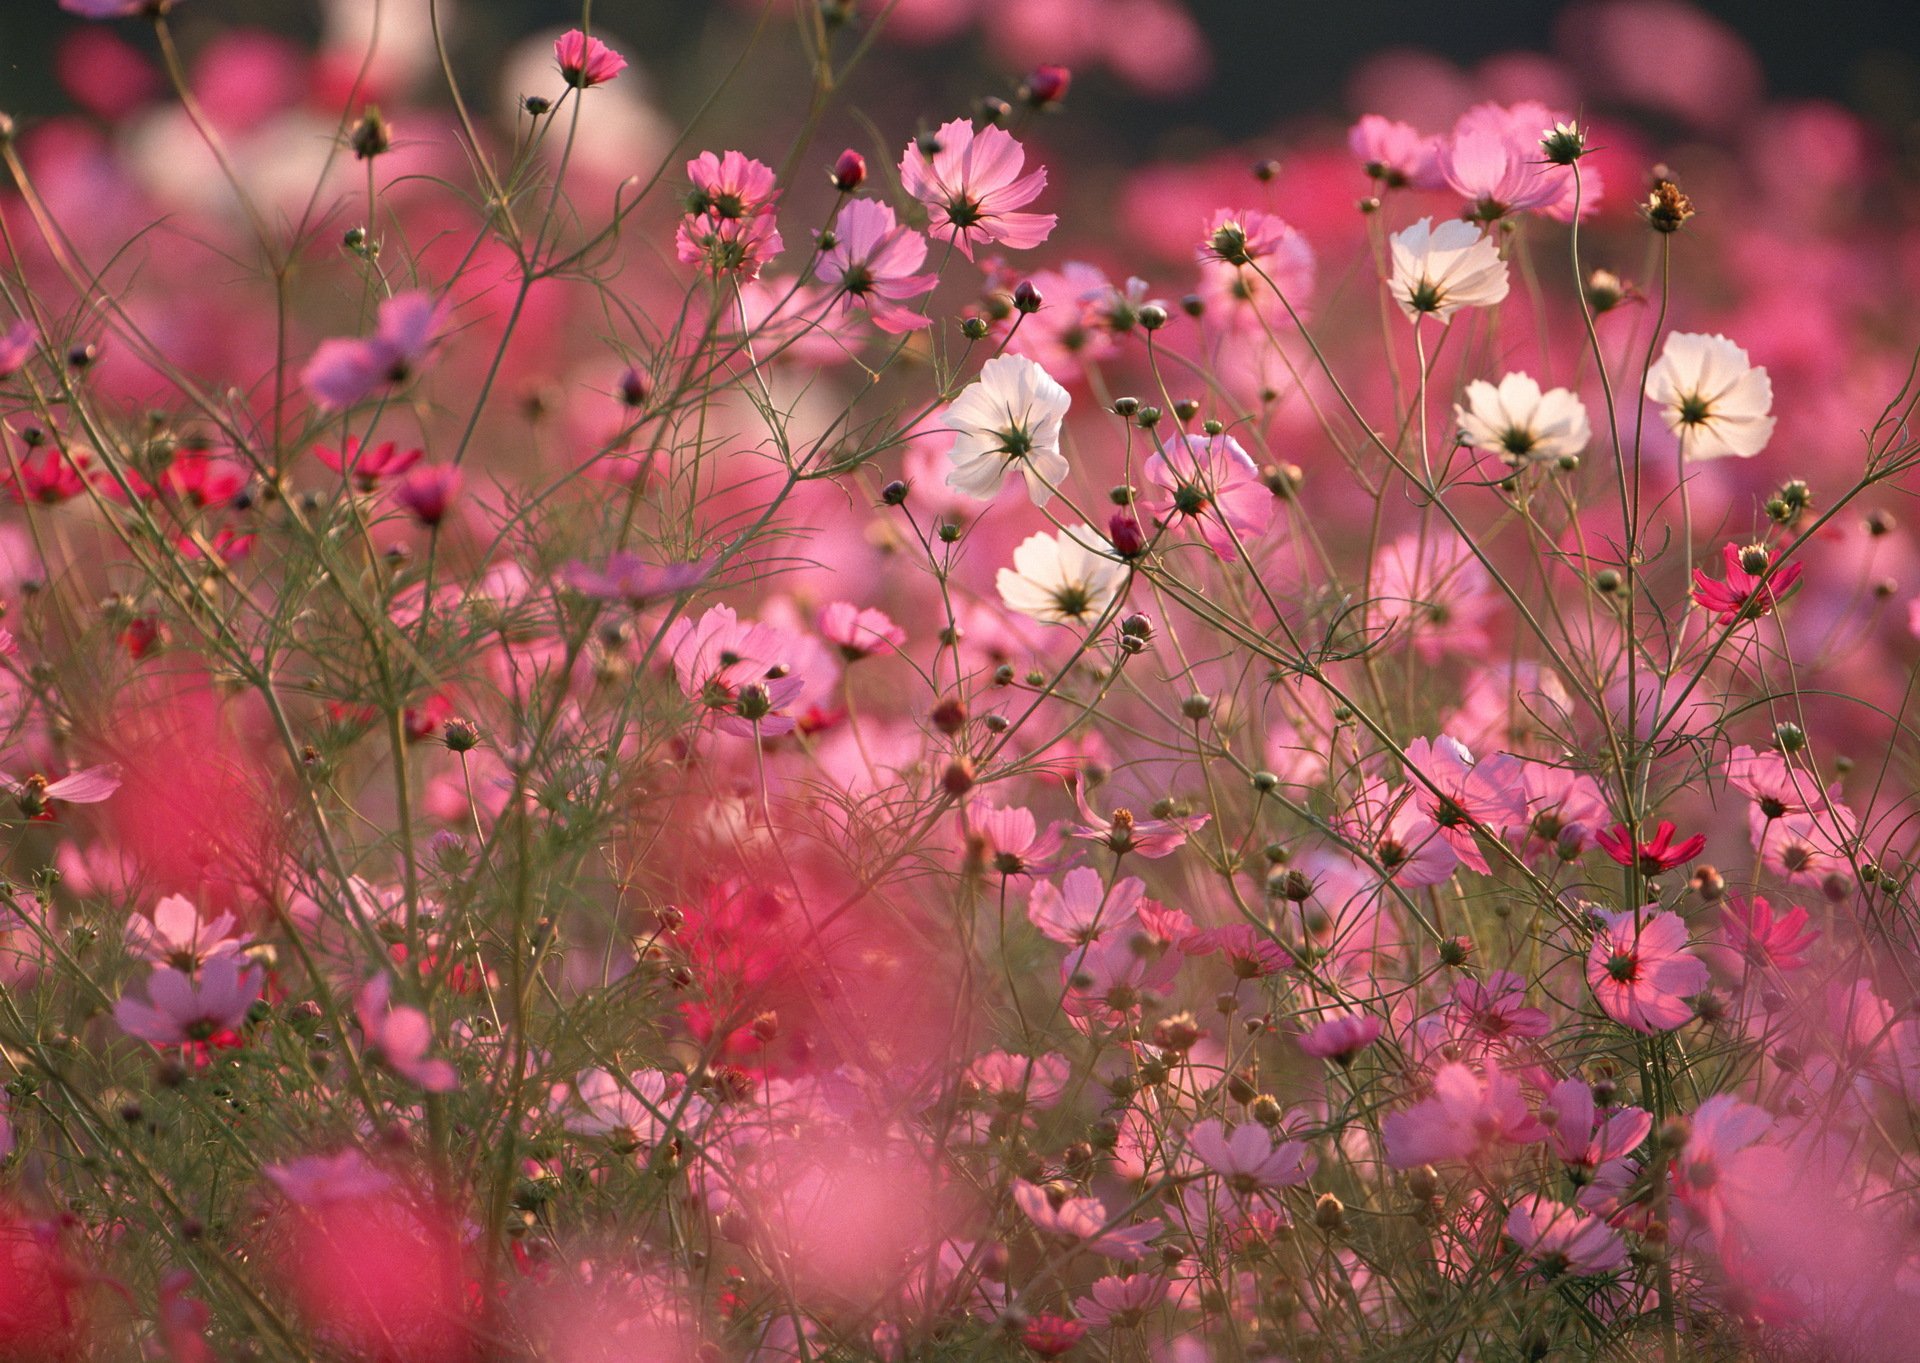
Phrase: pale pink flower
[
  {"left": 355, "top": 975, "right": 457, "bottom": 1092},
  {"left": 1670, "top": 1094, "right": 1784, "bottom": 1243},
  {"left": 561, "top": 554, "right": 708, "bottom": 607},
  {"left": 965, "top": 1051, "right": 1071, "bottom": 1108},
  {"left": 1727, "top": 745, "right": 1826, "bottom": 821},
  {"left": 971, "top": 800, "right": 1061, "bottom": 877},
  {"left": 1187, "top": 1118, "right": 1316, "bottom": 1192},
  {"left": 1348, "top": 115, "right": 1442, "bottom": 188},
  {"left": 5, "top": 764, "right": 120, "bottom": 819},
  {"left": 818, "top": 602, "right": 905, "bottom": 659},
  {"left": 1339, "top": 779, "right": 1459, "bottom": 888},
  {"left": 1585, "top": 909, "right": 1707, "bottom": 1033},
  {"left": 114, "top": 956, "right": 262, "bottom": 1046},
  {"left": 1012, "top": 1179, "right": 1161, "bottom": 1260},
  {"left": 1382, "top": 1061, "right": 1545, "bottom": 1167},
  {"left": 686, "top": 150, "right": 781, "bottom": 220},
  {"left": 1299, "top": 1013, "right": 1383, "bottom": 1064},
  {"left": 1441, "top": 102, "right": 1583, "bottom": 220},
  {"left": 816, "top": 199, "right": 938, "bottom": 333},
  {"left": 1196, "top": 208, "right": 1309, "bottom": 274},
  {"left": 1543, "top": 1076, "right": 1652, "bottom": 1182},
  {"left": 123, "top": 894, "right": 247, "bottom": 971},
  {"left": 1516, "top": 763, "right": 1610, "bottom": 859},
  {"left": 1401, "top": 735, "right": 1529, "bottom": 873},
  {"left": 1755, "top": 807, "right": 1857, "bottom": 889},
  {"left": 664, "top": 605, "right": 820, "bottom": 738},
  {"left": 264, "top": 1150, "right": 396, "bottom": 1206},
  {"left": 1059, "top": 934, "right": 1181, "bottom": 1028},
  {"left": 1448, "top": 970, "right": 1551, "bottom": 1046},
  {"left": 1143, "top": 432, "right": 1274, "bottom": 561},
  {"left": 0, "top": 321, "right": 37, "bottom": 381},
  {"left": 1369, "top": 532, "right": 1496, "bottom": 663},
  {"left": 1066, "top": 789, "right": 1207, "bottom": 859},
  {"left": 301, "top": 291, "right": 448, "bottom": 411},
  {"left": 1073, "top": 1274, "right": 1167, "bottom": 1329},
  {"left": 1505, "top": 1196, "right": 1627, "bottom": 1276},
  {"left": 899, "top": 119, "right": 1055, "bottom": 260},
  {"left": 1026, "top": 867, "right": 1143, "bottom": 946},
  {"left": 566, "top": 1068, "right": 704, "bottom": 1150}
]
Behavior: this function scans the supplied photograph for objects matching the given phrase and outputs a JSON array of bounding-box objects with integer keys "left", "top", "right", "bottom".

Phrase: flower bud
[
  {"left": 1012, "top": 279, "right": 1044, "bottom": 314},
  {"left": 350, "top": 107, "right": 392, "bottom": 160},
  {"left": 1108, "top": 510, "right": 1147, "bottom": 559},
  {"left": 1137, "top": 303, "right": 1169, "bottom": 331},
  {"left": 1643, "top": 177, "right": 1695, "bottom": 233},
  {"left": 829, "top": 148, "right": 866, "bottom": 192},
  {"left": 961, "top": 316, "right": 991, "bottom": 341},
  {"left": 1313, "top": 1193, "right": 1346, "bottom": 1232},
  {"left": 1020, "top": 64, "right": 1071, "bottom": 108},
  {"left": 1249, "top": 1094, "right": 1283, "bottom": 1127},
  {"left": 442, "top": 717, "right": 481, "bottom": 753}
]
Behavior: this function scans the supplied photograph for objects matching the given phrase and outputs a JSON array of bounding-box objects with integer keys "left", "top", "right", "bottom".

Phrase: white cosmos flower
[
  {"left": 996, "top": 527, "right": 1126, "bottom": 626},
  {"left": 1644, "top": 332, "right": 1775, "bottom": 461},
  {"left": 1454, "top": 372, "right": 1590, "bottom": 463},
  {"left": 943, "top": 354, "right": 1071, "bottom": 506},
  {"left": 1388, "top": 217, "right": 1510, "bottom": 322}
]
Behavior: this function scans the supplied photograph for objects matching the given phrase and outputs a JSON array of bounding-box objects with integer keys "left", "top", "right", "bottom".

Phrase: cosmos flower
[
  {"left": 1454, "top": 372, "right": 1591, "bottom": 464},
  {"left": 355, "top": 975, "right": 458, "bottom": 1092},
  {"left": 995, "top": 527, "right": 1126, "bottom": 627},
  {"left": 114, "top": 956, "right": 262, "bottom": 1047},
  {"left": 1645, "top": 332, "right": 1775, "bottom": 461},
  {"left": 1143, "top": 431, "right": 1273, "bottom": 560},
  {"left": 1388, "top": 218, "right": 1509, "bottom": 321},
  {"left": 899, "top": 119, "right": 1055, "bottom": 260},
  {"left": 943, "top": 354, "right": 1072, "bottom": 505},
  {"left": 123, "top": 895, "right": 247, "bottom": 971},
  {"left": 554, "top": 29, "right": 627, "bottom": 88},
  {"left": 1504, "top": 1196, "right": 1628, "bottom": 1276},
  {"left": 1187, "top": 1119, "right": 1316, "bottom": 1192},
  {"left": 301, "top": 292, "right": 449, "bottom": 411},
  {"left": 1690, "top": 542, "right": 1803, "bottom": 625},
  {"left": 815, "top": 199, "right": 938, "bottom": 333},
  {"left": 1585, "top": 909, "right": 1708, "bottom": 1032}
]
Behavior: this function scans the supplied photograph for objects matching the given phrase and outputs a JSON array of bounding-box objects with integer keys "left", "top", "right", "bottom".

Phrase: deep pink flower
[
  {"left": 553, "top": 29, "right": 626, "bottom": 88},
  {"left": 685, "top": 150, "right": 781, "bottom": 220},
  {"left": 1595, "top": 819, "right": 1706, "bottom": 874},
  {"left": 1585, "top": 909, "right": 1707, "bottom": 1032},
  {"left": 815, "top": 199, "right": 938, "bottom": 333},
  {"left": 394, "top": 464, "right": 462, "bottom": 527},
  {"left": 114, "top": 956, "right": 262, "bottom": 1047},
  {"left": 302, "top": 291, "right": 448, "bottom": 411},
  {"left": 1719, "top": 895, "right": 1818, "bottom": 972},
  {"left": 355, "top": 975, "right": 457, "bottom": 1092},
  {"left": 1021, "top": 1316, "right": 1086, "bottom": 1356},
  {"left": 60, "top": 0, "right": 155, "bottom": 17},
  {"left": 829, "top": 148, "right": 866, "bottom": 192},
  {"left": 0, "top": 448, "right": 93, "bottom": 505},
  {"left": 899, "top": 118, "right": 1055, "bottom": 261},
  {"left": 1691, "top": 542, "right": 1804, "bottom": 626},
  {"left": 1143, "top": 432, "right": 1273, "bottom": 561},
  {"left": 315, "top": 437, "right": 422, "bottom": 493}
]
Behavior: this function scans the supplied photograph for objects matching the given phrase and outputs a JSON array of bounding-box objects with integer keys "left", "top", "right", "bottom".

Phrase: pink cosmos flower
[
  {"left": 1516, "top": 763, "right": 1611, "bottom": 860},
  {"left": 1401, "top": 735, "right": 1528, "bottom": 873},
  {"left": 1595, "top": 819, "right": 1706, "bottom": 875},
  {"left": 1299, "top": 1013, "right": 1383, "bottom": 1064},
  {"left": 1026, "top": 866, "right": 1143, "bottom": 946},
  {"left": 1059, "top": 934, "right": 1181, "bottom": 1028},
  {"left": 394, "top": 464, "right": 462, "bottom": 526},
  {"left": 1719, "top": 895, "right": 1818, "bottom": 973},
  {"left": 1072, "top": 1274, "right": 1166, "bottom": 1330},
  {"left": 1183, "top": 923, "right": 1292, "bottom": 979},
  {"left": 1691, "top": 542, "right": 1804, "bottom": 626},
  {"left": 301, "top": 292, "right": 449, "bottom": 411},
  {"left": 1441, "top": 102, "right": 1588, "bottom": 221},
  {"left": 124, "top": 894, "right": 246, "bottom": 971},
  {"left": 817, "top": 602, "right": 905, "bottom": 660},
  {"left": 114, "top": 956, "right": 262, "bottom": 1047},
  {"left": 1505, "top": 1196, "right": 1628, "bottom": 1276},
  {"left": 553, "top": 30, "right": 627, "bottom": 88},
  {"left": 1348, "top": 115, "right": 1442, "bottom": 188},
  {"left": 1012, "top": 1179, "right": 1161, "bottom": 1260},
  {"left": 1187, "top": 1118, "right": 1316, "bottom": 1192},
  {"left": 685, "top": 150, "right": 781, "bottom": 220},
  {"left": 1196, "top": 208, "right": 1309, "bottom": 273},
  {"left": 1369, "top": 532, "right": 1496, "bottom": 664},
  {"left": 675, "top": 211, "right": 783, "bottom": 281},
  {"left": 899, "top": 118, "right": 1055, "bottom": 261},
  {"left": 314, "top": 437, "right": 422, "bottom": 493},
  {"left": 1726, "top": 745, "right": 1825, "bottom": 821},
  {"left": 565, "top": 1068, "right": 704, "bottom": 1151},
  {"left": 965, "top": 1050, "right": 1071, "bottom": 1108},
  {"left": 815, "top": 199, "right": 938, "bottom": 333},
  {"left": 1064, "top": 787, "right": 1207, "bottom": 859},
  {"left": 355, "top": 975, "right": 457, "bottom": 1092},
  {"left": 1586, "top": 909, "right": 1707, "bottom": 1032},
  {"left": 1143, "top": 432, "right": 1274, "bottom": 561},
  {"left": 665, "top": 604, "right": 821, "bottom": 738},
  {"left": 0, "top": 322, "right": 36, "bottom": 380},
  {"left": 1543, "top": 1076, "right": 1652, "bottom": 1183},
  {"left": 1339, "top": 779, "right": 1459, "bottom": 888},
  {"left": 5, "top": 764, "right": 120, "bottom": 819},
  {"left": 1448, "top": 970, "right": 1552, "bottom": 1047},
  {"left": 1755, "top": 806, "right": 1857, "bottom": 889},
  {"left": 1382, "top": 1061, "right": 1545, "bottom": 1167},
  {"left": 264, "top": 1150, "right": 396, "bottom": 1206},
  {"left": 1670, "top": 1094, "right": 1785, "bottom": 1243},
  {"left": 562, "top": 554, "right": 708, "bottom": 607}
]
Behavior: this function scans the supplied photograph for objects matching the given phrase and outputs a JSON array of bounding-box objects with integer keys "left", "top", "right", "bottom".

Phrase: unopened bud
[{"left": 829, "top": 148, "right": 866, "bottom": 192}]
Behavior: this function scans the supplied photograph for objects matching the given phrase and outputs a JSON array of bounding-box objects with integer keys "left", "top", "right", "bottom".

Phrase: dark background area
[{"left": 4, "top": 0, "right": 1920, "bottom": 141}]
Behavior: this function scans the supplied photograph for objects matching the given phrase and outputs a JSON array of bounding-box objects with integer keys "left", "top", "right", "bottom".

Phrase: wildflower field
[{"left": 2, "top": 1, "right": 1919, "bottom": 1360}]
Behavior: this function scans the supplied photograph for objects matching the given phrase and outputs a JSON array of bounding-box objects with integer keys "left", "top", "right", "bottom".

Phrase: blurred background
[{"left": 5, "top": 0, "right": 1920, "bottom": 166}]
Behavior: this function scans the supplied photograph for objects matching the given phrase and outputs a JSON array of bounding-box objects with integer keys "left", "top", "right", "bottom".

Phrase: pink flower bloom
[
  {"left": 1755, "top": 806, "right": 1857, "bottom": 888},
  {"left": 966, "top": 1050, "right": 1071, "bottom": 1108},
  {"left": 1670, "top": 1094, "right": 1784, "bottom": 1243},
  {"left": 1059, "top": 934, "right": 1180, "bottom": 1028},
  {"left": 1073, "top": 1274, "right": 1166, "bottom": 1329},
  {"left": 1382, "top": 1061, "right": 1545, "bottom": 1167},
  {"left": 114, "top": 956, "right": 262, "bottom": 1047},
  {"left": 664, "top": 604, "right": 820, "bottom": 738},
  {"left": 565, "top": 1068, "right": 703, "bottom": 1150},
  {"left": 1719, "top": 895, "right": 1818, "bottom": 972},
  {"left": 1026, "top": 866, "right": 1143, "bottom": 946},
  {"left": 970, "top": 800, "right": 1062, "bottom": 877},
  {"left": 314, "top": 437, "right": 422, "bottom": 493},
  {"left": 1401, "top": 735, "right": 1528, "bottom": 873},
  {"left": 393, "top": 464, "right": 462, "bottom": 527},
  {"left": 1726, "top": 745, "right": 1825, "bottom": 821},
  {"left": 1012, "top": 1179, "right": 1162, "bottom": 1260},
  {"left": 124, "top": 894, "right": 247, "bottom": 971},
  {"left": 1543, "top": 1076, "right": 1652, "bottom": 1182},
  {"left": 1143, "top": 432, "right": 1274, "bottom": 561},
  {"left": 301, "top": 292, "right": 448, "bottom": 411},
  {"left": 1595, "top": 819, "right": 1706, "bottom": 875},
  {"left": 1441, "top": 102, "right": 1586, "bottom": 220},
  {"left": 1183, "top": 923, "right": 1292, "bottom": 978},
  {"left": 1448, "top": 970, "right": 1552, "bottom": 1046},
  {"left": 1505, "top": 1196, "right": 1627, "bottom": 1276},
  {"left": 1066, "top": 787, "right": 1209, "bottom": 858},
  {"left": 355, "top": 975, "right": 457, "bottom": 1093},
  {"left": 816, "top": 199, "right": 938, "bottom": 333},
  {"left": 1516, "top": 763, "right": 1611, "bottom": 860},
  {"left": 818, "top": 601, "right": 905, "bottom": 659},
  {"left": 1586, "top": 909, "right": 1707, "bottom": 1032},
  {"left": 899, "top": 118, "right": 1055, "bottom": 261},
  {"left": 562, "top": 554, "right": 708, "bottom": 607},
  {"left": 685, "top": 150, "right": 781, "bottom": 220},
  {"left": 1299, "top": 1013, "right": 1383, "bottom": 1064},
  {"left": 1369, "top": 532, "right": 1496, "bottom": 664},
  {"left": 1196, "top": 208, "right": 1309, "bottom": 273},
  {"left": 5, "top": 764, "right": 120, "bottom": 819},
  {"left": 1187, "top": 1118, "right": 1316, "bottom": 1192},
  {"left": 675, "top": 212, "right": 783, "bottom": 280},
  {"left": 0, "top": 321, "right": 36, "bottom": 380},
  {"left": 1348, "top": 115, "right": 1442, "bottom": 188},
  {"left": 1691, "top": 542, "right": 1804, "bottom": 626},
  {"left": 553, "top": 29, "right": 626, "bottom": 88},
  {"left": 264, "top": 1150, "right": 396, "bottom": 1207},
  {"left": 1339, "top": 779, "right": 1459, "bottom": 888}
]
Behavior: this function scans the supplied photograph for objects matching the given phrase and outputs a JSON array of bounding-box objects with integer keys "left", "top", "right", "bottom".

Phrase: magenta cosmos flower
[
  {"left": 676, "top": 151, "right": 783, "bottom": 280},
  {"left": 1595, "top": 818, "right": 1705, "bottom": 874},
  {"left": 1586, "top": 909, "right": 1707, "bottom": 1032},
  {"left": 899, "top": 118, "right": 1056, "bottom": 261},
  {"left": 1691, "top": 542, "right": 1804, "bottom": 626},
  {"left": 815, "top": 199, "right": 938, "bottom": 333},
  {"left": 1299, "top": 1013, "right": 1384, "bottom": 1064},
  {"left": 553, "top": 29, "right": 627, "bottom": 88},
  {"left": 301, "top": 291, "right": 448, "bottom": 411},
  {"left": 1144, "top": 432, "right": 1274, "bottom": 561}
]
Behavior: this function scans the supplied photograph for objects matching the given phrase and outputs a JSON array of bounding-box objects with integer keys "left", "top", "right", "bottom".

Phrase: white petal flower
[
  {"left": 996, "top": 527, "right": 1126, "bottom": 626},
  {"left": 943, "top": 354, "right": 1072, "bottom": 506},
  {"left": 1454, "top": 372, "right": 1590, "bottom": 463},
  {"left": 1645, "top": 332, "right": 1775, "bottom": 461},
  {"left": 1388, "top": 217, "right": 1510, "bottom": 321}
]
